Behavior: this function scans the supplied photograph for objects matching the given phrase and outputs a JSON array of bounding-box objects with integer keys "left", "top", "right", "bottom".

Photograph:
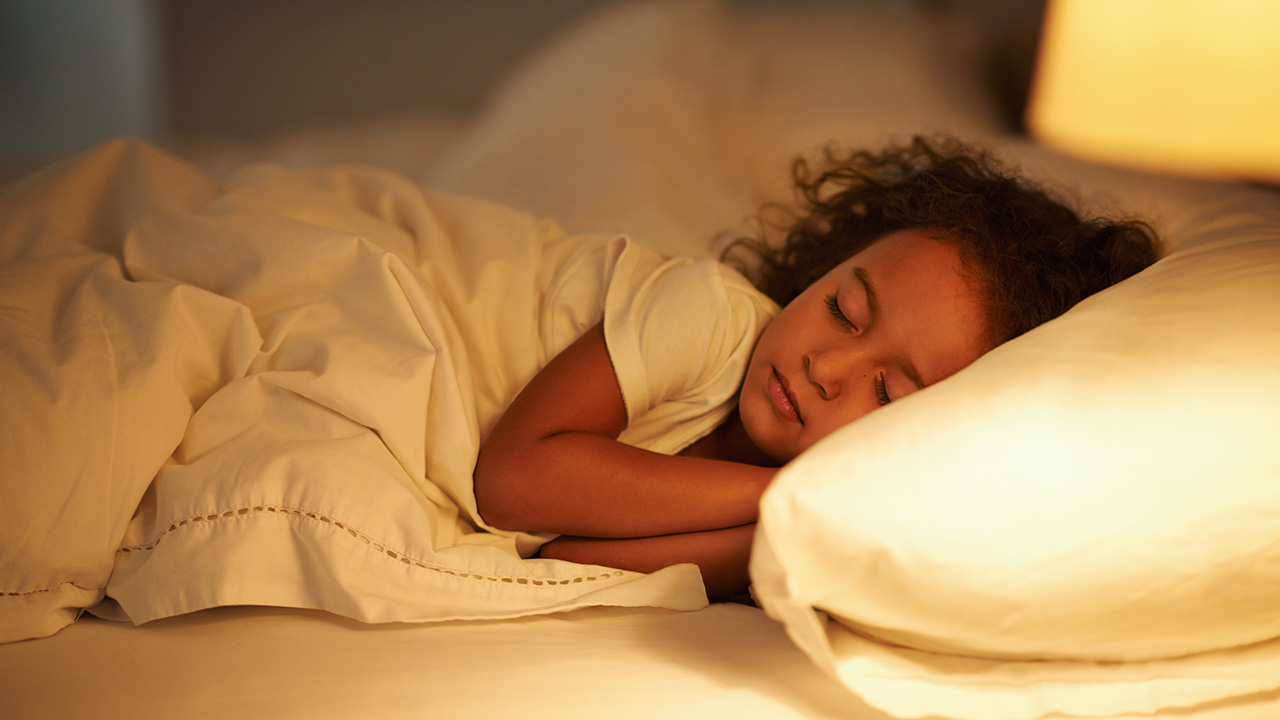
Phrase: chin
[{"left": 748, "top": 426, "right": 796, "bottom": 464}]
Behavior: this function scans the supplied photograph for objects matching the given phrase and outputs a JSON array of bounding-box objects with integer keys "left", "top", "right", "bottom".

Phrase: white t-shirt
[
  {"left": 536, "top": 234, "right": 778, "bottom": 455},
  {"left": 400, "top": 192, "right": 777, "bottom": 549}
]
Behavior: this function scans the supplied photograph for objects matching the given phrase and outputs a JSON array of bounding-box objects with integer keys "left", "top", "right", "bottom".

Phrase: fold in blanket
[{"left": 0, "top": 140, "right": 704, "bottom": 643}]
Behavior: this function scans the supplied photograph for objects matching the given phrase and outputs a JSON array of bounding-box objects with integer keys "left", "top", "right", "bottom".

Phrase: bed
[{"left": 3, "top": 2, "right": 1280, "bottom": 719}]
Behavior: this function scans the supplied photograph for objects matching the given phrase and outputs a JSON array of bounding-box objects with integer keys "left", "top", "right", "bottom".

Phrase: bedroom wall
[
  {"left": 0, "top": 0, "right": 1046, "bottom": 181},
  {"left": 159, "top": 0, "right": 617, "bottom": 137},
  {"left": 0, "top": 0, "right": 161, "bottom": 174},
  {"left": 0, "top": 0, "right": 622, "bottom": 179},
  {"left": 160, "top": 0, "right": 1045, "bottom": 139}
]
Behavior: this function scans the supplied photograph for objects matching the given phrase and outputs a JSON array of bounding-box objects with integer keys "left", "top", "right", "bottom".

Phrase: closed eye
[{"left": 824, "top": 293, "right": 856, "bottom": 331}]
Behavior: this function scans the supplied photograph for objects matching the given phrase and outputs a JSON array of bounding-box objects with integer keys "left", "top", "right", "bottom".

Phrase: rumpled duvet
[{"left": 0, "top": 140, "right": 704, "bottom": 643}]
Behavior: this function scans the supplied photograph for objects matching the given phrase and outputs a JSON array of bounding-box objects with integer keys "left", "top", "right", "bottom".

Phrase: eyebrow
[{"left": 854, "top": 266, "right": 925, "bottom": 391}]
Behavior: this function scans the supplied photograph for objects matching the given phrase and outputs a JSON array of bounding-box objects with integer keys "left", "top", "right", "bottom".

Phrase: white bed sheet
[
  {"left": 1, "top": 604, "right": 878, "bottom": 720},
  {"left": 4, "top": 604, "right": 1279, "bottom": 720}
]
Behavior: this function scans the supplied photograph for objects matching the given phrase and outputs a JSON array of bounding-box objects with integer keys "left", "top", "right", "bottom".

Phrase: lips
[{"left": 768, "top": 368, "right": 804, "bottom": 424}]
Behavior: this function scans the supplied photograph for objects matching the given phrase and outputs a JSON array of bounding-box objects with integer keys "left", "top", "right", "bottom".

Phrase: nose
[{"left": 804, "top": 345, "right": 865, "bottom": 400}]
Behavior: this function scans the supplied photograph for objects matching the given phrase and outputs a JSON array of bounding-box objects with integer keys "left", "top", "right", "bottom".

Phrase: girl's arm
[
  {"left": 474, "top": 323, "right": 776, "bottom": 539},
  {"left": 538, "top": 524, "right": 756, "bottom": 601}
]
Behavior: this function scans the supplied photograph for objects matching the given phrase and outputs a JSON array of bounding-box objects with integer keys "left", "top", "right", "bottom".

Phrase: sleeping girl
[
  {"left": 474, "top": 135, "right": 1161, "bottom": 600},
  {"left": 0, "top": 135, "right": 1160, "bottom": 638}
]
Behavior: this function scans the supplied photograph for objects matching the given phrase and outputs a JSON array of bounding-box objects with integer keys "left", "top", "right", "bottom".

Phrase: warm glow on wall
[{"left": 1028, "top": 0, "right": 1280, "bottom": 181}]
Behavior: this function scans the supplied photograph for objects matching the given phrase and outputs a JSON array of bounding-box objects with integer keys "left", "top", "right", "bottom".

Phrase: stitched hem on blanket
[
  {"left": 0, "top": 582, "right": 105, "bottom": 643},
  {"left": 106, "top": 501, "right": 708, "bottom": 627}
]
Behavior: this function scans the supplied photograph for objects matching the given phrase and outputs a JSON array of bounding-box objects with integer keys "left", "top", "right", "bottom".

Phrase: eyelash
[
  {"left": 826, "top": 293, "right": 890, "bottom": 404},
  {"left": 874, "top": 375, "right": 891, "bottom": 405},
  {"left": 824, "top": 293, "right": 855, "bottom": 331}
]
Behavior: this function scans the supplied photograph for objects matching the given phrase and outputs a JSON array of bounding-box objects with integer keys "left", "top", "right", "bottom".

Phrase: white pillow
[
  {"left": 728, "top": 2, "right": 1002, "bottom": 204},
  {"left": 430, "top": 0, "right": 1002, "bottom": 257},
  {"left": 430, "top": 0, "right": 756, "bottom": 257},
  {"left": 751, "top": 142, "right": 1280, "bottom": 718}
]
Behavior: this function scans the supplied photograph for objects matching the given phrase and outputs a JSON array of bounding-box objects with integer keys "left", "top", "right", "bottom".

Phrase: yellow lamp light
[{"left": 1027, "top": 0, "right": 1280, "bottom": 181}]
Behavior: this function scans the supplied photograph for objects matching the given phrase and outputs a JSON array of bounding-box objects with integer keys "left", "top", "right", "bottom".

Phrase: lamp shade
[{"left": 1027, "top": 0, "right": 1280, "bottom": 181}]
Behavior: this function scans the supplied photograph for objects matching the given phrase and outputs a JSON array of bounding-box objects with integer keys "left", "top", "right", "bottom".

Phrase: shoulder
[
  {"left": 607, "top": 249, "right": 776, "bottom": 360},
  {"left": 603, "top": 242, "right": 777, "bottom": 421}
]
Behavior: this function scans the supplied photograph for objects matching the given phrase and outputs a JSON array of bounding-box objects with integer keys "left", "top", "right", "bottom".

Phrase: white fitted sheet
[
  {"left": 4, "top": 604, "right": 1279, "bottom": 720},
  {"left": 1, "top": 604, "right": 878, "bottom": 720}
]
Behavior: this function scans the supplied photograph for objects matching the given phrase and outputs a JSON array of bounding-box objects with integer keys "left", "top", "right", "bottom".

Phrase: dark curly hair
[{"left": 723, "top": 136, "right": 1162, "bottom": 347}]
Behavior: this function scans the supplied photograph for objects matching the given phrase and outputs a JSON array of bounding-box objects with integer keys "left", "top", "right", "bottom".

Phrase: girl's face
[{"left": 739, "top": 229, "right": 992, "bottom": 462}]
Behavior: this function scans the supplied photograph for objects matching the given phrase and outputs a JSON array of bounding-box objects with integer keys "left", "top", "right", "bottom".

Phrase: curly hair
[{"left": 723, "top": 136, "right": 1162, "bottom": 347}]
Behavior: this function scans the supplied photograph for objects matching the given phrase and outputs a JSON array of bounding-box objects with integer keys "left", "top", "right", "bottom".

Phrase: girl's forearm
[
  {"left": 474, "top": 322, "right": 777, "bottom": 540},
  {"left": 539, "top": 524, "right": 757, "bottom": 601},
  {"left": 477, "top": 432, "right": 776, "bottom": 538}
]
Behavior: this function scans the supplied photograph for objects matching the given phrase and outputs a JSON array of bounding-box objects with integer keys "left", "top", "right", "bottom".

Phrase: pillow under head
[{"left": 751, "top": 149, "right": 1280, "bottom": 717}]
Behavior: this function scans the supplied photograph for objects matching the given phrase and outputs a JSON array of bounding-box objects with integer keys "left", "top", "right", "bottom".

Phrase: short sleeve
[{"left": 603, "top": 248, "right": 777, "bottom": 455}]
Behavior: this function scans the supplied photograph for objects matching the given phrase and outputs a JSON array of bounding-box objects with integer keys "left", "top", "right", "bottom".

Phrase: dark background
[{"left": 0, "top": 0, "right": 1046, "bottom": 180}]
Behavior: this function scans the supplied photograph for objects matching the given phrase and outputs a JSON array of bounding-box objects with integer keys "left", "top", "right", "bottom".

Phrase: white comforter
[{"left": 0, "top": 140, "right": 703, "bottom": 643}]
